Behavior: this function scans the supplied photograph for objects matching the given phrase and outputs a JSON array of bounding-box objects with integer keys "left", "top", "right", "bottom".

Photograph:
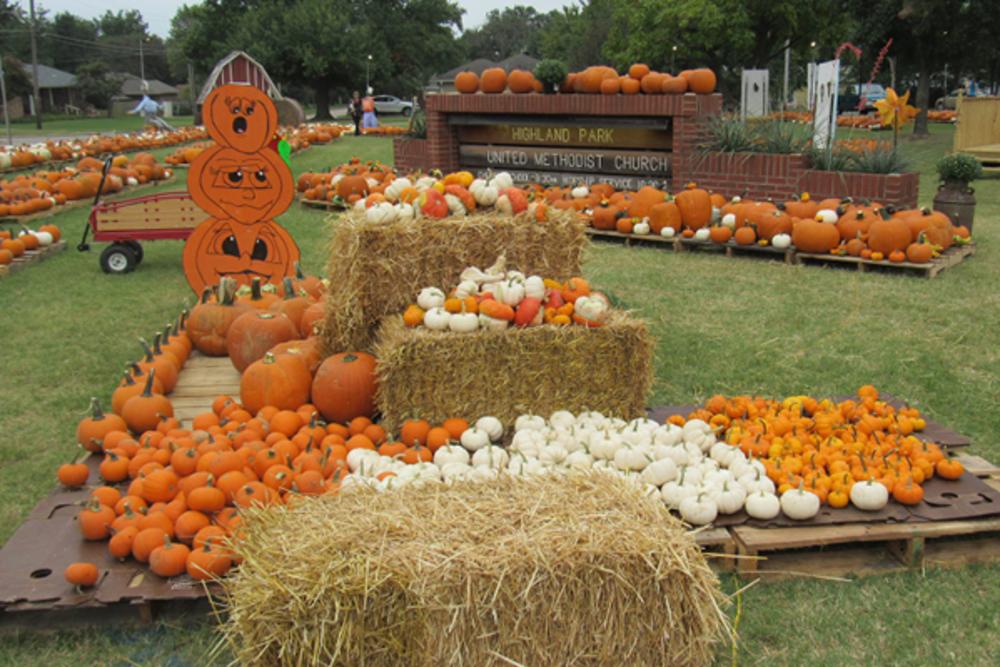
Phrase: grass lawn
[
  {"left": 1, "top": 124, "right": 998, "bottom": 665},
  {"left": 7, "top": 116, "right": 197, "bottom": 138}
]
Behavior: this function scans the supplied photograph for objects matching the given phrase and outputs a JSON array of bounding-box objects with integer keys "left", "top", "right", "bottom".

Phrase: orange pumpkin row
[{"left": 455, "top": 65, "right": 717, "bottom": 96}]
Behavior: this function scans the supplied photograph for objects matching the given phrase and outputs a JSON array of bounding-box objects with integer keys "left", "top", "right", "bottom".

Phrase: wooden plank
[
  {"left": 954, "top": 96, "right": 1000, "bottom": 152},
  {"left": 0, "top": 241, "right": 67, "bottom": 279},
  {"left": 0, "top": 177, "right": 178, "bottom": 227},
  {"left": 794, "top": 243, "right": 975, "bottom": 278},
  {"left": 168, "top": 352, "right": 241, "bottom": 425},
  {"left": 585, "top": 227, "right": 678, "bottom": 247},
  {"left": 956, "top": 453, "right": 1000, "bottom": 478}
]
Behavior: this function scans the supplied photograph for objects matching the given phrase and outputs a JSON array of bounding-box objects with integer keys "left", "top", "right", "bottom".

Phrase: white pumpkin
[
  {"left": 715, "top": 482, "right": 746, "bottom": 515},
  {"left": 565, "top": 450, "right": 594, "bottom": 470},
  {"left": 660, "top": 480, "right": 698, "bottom": 509},
  {"left": 448, "top": 311, "right": 479, "bottom": 333},
  {"left": 549, "top": 410, "right": 576, "bottom": 430},
  {"left": 33, "top": 231, "right": 54, "bottom": 246},
  {"left": 454, "top": 279, "right": 479, "bottom": 298},
  {"left": 573, "top": 295, "right": 608, "bottom": 323},
  {"left": 739, "top": 469, "right": 776, "bottom": 494},
  {"left": 571, "top": 185, "right": 589, "bottom": 199},
  {"left": 396, "top": 203, "right": 415, "bottom": 221},
  {"left": 471, "top": 445, "right": 509, "bottom": 469},
  {"left": 444, "top": 193, "right": 467, "bottom": 216},
  {"left": 639, "top": 457, "right": 677, "bottom": 486},
  {"left": 489, "top": 172, "right": 513, "bottom": 191},
  {"left": 384, "top": 177, "right": 413, "bottom": 202},
  {"left": 539, "top": 443, "right": 568, "bottom": 465},
  {"left": 440, "top": 461, "right": 472, "bottom": 481},
  {"left": 473, "top": 184, "right": 498, "bottom": 207},
  {"left": 365, "top": 202, "right": 397, "bottom": 224},
  {"left": 494, "top": 279, "right": 525, "bottom": 307},
  {"left": 434, "top": 444, "right": 470, "bottom": 466},
  {"left": 771, "top": 233, "right": 792, "bottom": 249},
  {"left": 693, "top": 228, "right": 711, "bottom": 242},
  {"left": 780, "top": 487, "right": 821, "bottom": 520},
  {"left": 478, "top": 313, "right": 509, "bottom": 331},
  {"left": 721, "top": 212, "right": 736, "bottom": 229},
  {"left": 816, "top": 209, "right": 838, "bottom": 224},
  {"left": 423, "top": 307, "right": 451, "bottom": 331},
  {"left": 850, "top": 480, "right": 889, "bottom": 511},
  {"left": 523, "top": 275, "right": 546, "bottom": 300},
  {"left": 0, "top": 153, "right": 11, "bottom": 169},
  {"left": 460, "top": 427, "right": 491, "bottom": 451},
  {"left": 475, "top": 416, "right": 503, "bottom": 441},
  {"left": 417, "top": 287, "right": 445, "bottom": 310},
  {"left": 632, "top": 219, "right": 651, "bottom": 235},
  {"left": 613, "top": 445, "right": 650, "bottom": 472},
  {"left": 679, "top": 493, "right": 718, "bottom": 526},
  {"left": 660, "top": 226, "right": 676, "bottom": 238},
  {"left": 346, "top": 448, "right": 379, "bottom": 472},
  {"left": 514, "top": 414, "right": 546, "bottom": 432},
  {"left": 744, "top": 491, "right": 781, "bottom": 520}
]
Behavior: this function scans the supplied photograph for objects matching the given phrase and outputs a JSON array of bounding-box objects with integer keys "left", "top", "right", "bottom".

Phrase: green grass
[
  {"left": 1, "top": 125, "right": 998, "bottom": 665},
  {"left": 7, "top": 116, "right": 196, "bottom": 138}
]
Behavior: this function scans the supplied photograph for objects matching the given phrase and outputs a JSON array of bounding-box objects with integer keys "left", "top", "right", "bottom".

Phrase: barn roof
[{"left": 196, "top": 51, "right": 281, "bottom": 104}]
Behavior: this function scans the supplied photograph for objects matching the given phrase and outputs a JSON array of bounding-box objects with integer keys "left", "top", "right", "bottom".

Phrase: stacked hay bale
[
  {"left": 321, "top": 209, "right": 587, "bottom": 353},
  {"left": 374, "top": 311, "right": 653, "bottom": 430},
  {"left": 222, "top": 473, "right": 727, "bottom": 666}
]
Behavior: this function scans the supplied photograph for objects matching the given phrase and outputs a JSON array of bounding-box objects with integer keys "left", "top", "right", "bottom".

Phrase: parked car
[
  {"left": 935, "top": 89, "right": 965, "bottom": 110},
  {"left": 837, "top": 83, "right": 887, "bottom": 114},
  {"left": 373, "top": 95, "right": 414, "bottom": 116}
]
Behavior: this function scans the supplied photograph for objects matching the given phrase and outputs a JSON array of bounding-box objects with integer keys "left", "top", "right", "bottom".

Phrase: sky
[{"left": 25, "top": 0, "right": 573, "bottom": 37}]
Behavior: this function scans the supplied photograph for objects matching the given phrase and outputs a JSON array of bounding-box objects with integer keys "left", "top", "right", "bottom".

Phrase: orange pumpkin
[
  {"left": 480, "top": 68, "right": 508, "bottom": 94},
  {"left": 507, "top": 69, "right": 536, "bottom": 94},
  {"left": 454, "top": 71, "right": 479, "bottom": 94},
  {"left": 202, "top": 84, "right": 278, "bottom": 153}
]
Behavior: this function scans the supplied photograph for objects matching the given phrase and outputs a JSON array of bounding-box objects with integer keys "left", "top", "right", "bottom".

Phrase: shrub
[{"left": 936, "top": 153, "right": 983, "bottom": 183}]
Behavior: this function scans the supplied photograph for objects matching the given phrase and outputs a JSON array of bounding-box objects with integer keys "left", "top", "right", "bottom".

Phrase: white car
[{"left": 373, "top": 95, "right": 414, "bottom": 116}]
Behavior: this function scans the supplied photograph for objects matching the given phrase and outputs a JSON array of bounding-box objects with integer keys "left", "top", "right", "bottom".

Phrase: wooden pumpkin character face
[
  {"left": 182, "top": 218, "right": 300, "bottom": 294},
  {"left": 188, "top": 145, "right": 294, "bottom": 224},
  {"left": 203, "top": 84, "right": 277, "bottom": 153}
]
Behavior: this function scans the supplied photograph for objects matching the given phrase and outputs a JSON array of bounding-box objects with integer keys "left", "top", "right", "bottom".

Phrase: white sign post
[
  {"left": 741, "top": 69, "right": 769, "bottom": 120},
  {"left": 812, "top": 59, "right": 840, "bottom": 151}
]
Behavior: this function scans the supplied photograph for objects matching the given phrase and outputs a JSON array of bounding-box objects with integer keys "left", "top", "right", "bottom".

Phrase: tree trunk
[
  {"left": 313, "top": 81, "right": 332, "bottom": 120},
  {"left": 913, "top": 53, "right": 930, "bottom": 137}
]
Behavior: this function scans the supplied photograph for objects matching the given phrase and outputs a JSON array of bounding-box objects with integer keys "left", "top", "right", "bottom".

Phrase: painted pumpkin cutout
[
  {"left": 203, "top": 84, "right": 277, "bottom": 153},
  {"left": 183, "top": 218, "right": 299, "bottom": 294},
  {"left": 188, "top": 145, "right": 294, "bottom": 225}
]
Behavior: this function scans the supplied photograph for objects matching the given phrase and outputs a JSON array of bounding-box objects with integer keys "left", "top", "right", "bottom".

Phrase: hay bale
[
  {"left": 321, "top": 209, "right": 587, "bottom": 353},
  {"left": 221, "top": 473, "right": 727, "bottom": 667},
  {"left": 373, "top": 311, "right": 653, "bottom": 431}
]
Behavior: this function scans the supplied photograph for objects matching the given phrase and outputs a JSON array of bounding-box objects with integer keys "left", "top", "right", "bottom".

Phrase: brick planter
[
  {"left": 392, "top": 137, "right": 431, "bottom": 174},
  {"left": 686, "top": 151, "right": 919, "bottom": 208}
]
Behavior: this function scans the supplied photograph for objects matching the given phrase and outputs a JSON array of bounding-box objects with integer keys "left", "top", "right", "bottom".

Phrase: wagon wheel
[
  {"left": 123, "top": 240, "right": 144, "bottom": 265},
  {"left": 99, "top": 243, "right": 138, "bottom": 274}
]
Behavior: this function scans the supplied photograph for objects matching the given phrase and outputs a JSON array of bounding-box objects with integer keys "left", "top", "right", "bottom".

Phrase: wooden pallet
[
  {"left": 795, "top": 243, "right": 976, "bottom": 278},
  {"left": 585, "top": 227, "right": 677, "bottom": 247},
  {"left": 676, "top": 238, "right": 795, "bottom": 264},
  {"left": 0, "top": 240, "right": 67, "bottom": 279},
  {"left": 299, "top": 197, "right": 348, "bottom": 212},
  {"left": 729, "top": 466, "right": 1000, "bottom": 580},
  {"left": 170, "top": 352, "right": 241, "bottom": 425}
]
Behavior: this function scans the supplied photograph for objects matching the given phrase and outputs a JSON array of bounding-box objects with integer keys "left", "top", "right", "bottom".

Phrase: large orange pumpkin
[
  {"left": 182, "top": 218, "right": 300, "bottom": 294},
  {"left": 683, "top": 68, "right": 717, "bottom": 94},
  {"left": 188, "top": 145, "right": 294, "bottom": 225},
  {"left": 311, "top": 352, "right": 378, "bottom": 423},
  {"left": 202, "top": 84, "right": 278, "bottom": 153},
  {"left": 480, "top": 68, "right": 508, "bottom": 94},
  {"left": 507, "top": 69, "right": 536, "bottom": 94},
  {"left": 792, "top": 218, "right": 841, "bottom": 253},
  {"left": 674, "top": 185, "right": 712, "bottom": 229},
  {"left": 867, "top": 216, "right": 913, "bottom": 255},
  {"left": 455, "top": 71, "right": 479, "bottom": 94}
]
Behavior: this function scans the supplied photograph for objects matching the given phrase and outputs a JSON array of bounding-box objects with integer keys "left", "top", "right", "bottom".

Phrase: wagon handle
[{"left": 77, "top": 157, "right": 114, "bottom": 252}]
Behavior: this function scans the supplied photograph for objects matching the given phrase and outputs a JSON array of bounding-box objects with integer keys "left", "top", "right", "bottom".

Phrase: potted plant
[
  {"left": 534, "top": 59, "right": 568, "bottom": 94},
  {"left": 934, "top": 152, "right": 983, "bottom": 231}
]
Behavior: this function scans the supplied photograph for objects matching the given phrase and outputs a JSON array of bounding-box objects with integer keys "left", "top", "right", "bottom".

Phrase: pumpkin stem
[
  {"left": 282, "top": 277, "right": 296, "bottom": 300},
  {"left": 262, "top": 352, "right": 276, "bottom": 365},
  {"left": 89, "top": 397, "right": 105, "bottom": 420},
  {"left": 250, "top": 277, "right": 263, "bottom": 302},
  {"left": 142, "top": 368, "right": 157, "bottom": 397},
  {"left": 121, "top": 370, "right": 136, "bottom": 387},
  {"left": 153, "top": 332, "right": 165, "bottom": 356},
  {"left": 139, "top": 337, "right": 155, "bottom": 362},
  {"left": 199, "top": 286, "right": 213, "bottom": 305}
]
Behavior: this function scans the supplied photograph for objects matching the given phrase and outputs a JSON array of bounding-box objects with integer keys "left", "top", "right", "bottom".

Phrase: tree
[
  {"left": 2, "top": 55, "right": 34, "bottom": 99},
  {"left": 47, "top": 12, "right": 101, "bottom": 73},
  {"left": 539, "top": 1, "right": 616, "bottom": 69},
  {"left": 76, "top": 60, "right": 124, "bottom": 112},
  {"left": 460, "top": 6, "right": 548, "bottom": 60}
]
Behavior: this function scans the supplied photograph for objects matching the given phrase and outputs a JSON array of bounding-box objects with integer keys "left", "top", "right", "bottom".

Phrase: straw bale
[
  {"left": 221, "top": 472, "right": 727, "bottom": 667},
  {"left": 373, "top": 311, "right": 653, "bottom": 431},
  {"left": 321, "top": 209, "right": 587, "bottom": 353}
]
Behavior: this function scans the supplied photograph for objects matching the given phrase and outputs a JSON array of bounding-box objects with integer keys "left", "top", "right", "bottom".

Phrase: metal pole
[
  {"left": 366, "top": 55, "right": 371, "bottom": 92},
  {"left": 139, "top": 39, "right": 145, "bottom": 81},
  {"left": 0, "top": 57, "right": 11, "bottom": 145},
  {"left": 28, "top": 0, "right": 42, "bottom": 129},
  {"left": 782, "top": 39, "right": 790, "bottom": 113}
]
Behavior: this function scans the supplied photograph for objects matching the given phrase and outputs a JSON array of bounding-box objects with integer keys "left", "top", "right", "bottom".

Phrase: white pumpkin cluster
[
  {"left": 333, "top": 410, "right": 837, "bottom": 526},
  {"left": 17, "top": 228, "right": 56, "bottom": 247}
]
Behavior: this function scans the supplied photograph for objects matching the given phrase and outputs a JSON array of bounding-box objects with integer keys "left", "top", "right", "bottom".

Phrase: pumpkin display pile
[
  {"left": 455, "top": 64, "right": 717, "bottom": 96},
  {"left": 0, "top": 223, "right": 62, "bottom": 264},
  {"left": 403, "top": 260, "right": 608, "bottom": 331},
  {"left": 165, "top": 124, "right": 346, "bottom": 167},
  {"left": 361, "top": 126, "right": 408, "bottom": 136},
  {"left": 0, "top": 153, "right": 174, "bottom": 218},
  {"left": 0, "top": 127, "right": 207, "bottom": 172}
]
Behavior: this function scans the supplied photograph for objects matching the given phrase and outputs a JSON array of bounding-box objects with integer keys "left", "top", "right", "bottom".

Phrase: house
[
  {"left": 19, "top": 63, "right": 78, "bottom": 114},
  {"left": 428, "top": 54, "right": 540, "bottom": 92},
  {"left": 110, "top": 74, "right": 181, "bottom": 116}
]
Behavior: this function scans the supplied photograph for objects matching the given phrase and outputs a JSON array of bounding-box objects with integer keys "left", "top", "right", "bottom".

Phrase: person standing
[
  {"left": 348, "top": 90, "right": 362, "bottom": 136},
  {"left": 361, "top": 87, "right": 378, "bottom": 130}
]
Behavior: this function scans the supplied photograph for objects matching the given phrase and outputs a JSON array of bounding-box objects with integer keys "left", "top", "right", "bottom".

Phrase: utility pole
[
  {"left": 188, "top": 62, "right": 196, "bottom": 108},
  {"left": 0, "top": 57, "right": 12, "bottom": 144},
  {"left": 139, "top": 38, "right": 145, "bottom": 82},
  {"left": 28, "top": 0, "right": 42, "bottom": 129},
  {"left": 782, "top": 39, "right": 791, "bottom": 113}
]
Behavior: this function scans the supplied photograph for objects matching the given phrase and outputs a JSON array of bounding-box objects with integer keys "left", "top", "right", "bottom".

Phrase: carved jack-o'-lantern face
[
  {"left": 182, "top": 218, "right": 300, "bottom": 294},
  {"left": 203, "top": 84, "right": 277, "bottom": 153},
  {"left": 188, "top": 145, "right": 294, "bottom": 225}
]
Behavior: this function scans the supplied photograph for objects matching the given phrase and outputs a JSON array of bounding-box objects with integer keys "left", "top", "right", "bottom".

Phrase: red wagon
[{"left": 78, "top": 159, "right": 202, "bottom": 274}]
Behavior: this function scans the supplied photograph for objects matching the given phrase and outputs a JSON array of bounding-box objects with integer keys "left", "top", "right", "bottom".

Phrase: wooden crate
[
  {"left": 795, "top": 243, "right": 976, "bottom": 279},
  {"left": 169, "top": 352, "right": 241, "bottom": 425}
]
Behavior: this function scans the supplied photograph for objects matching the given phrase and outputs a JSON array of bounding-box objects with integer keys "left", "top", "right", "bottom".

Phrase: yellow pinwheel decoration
[{"left": 874, "top": 88, "right": 919, "bottom": 131}]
